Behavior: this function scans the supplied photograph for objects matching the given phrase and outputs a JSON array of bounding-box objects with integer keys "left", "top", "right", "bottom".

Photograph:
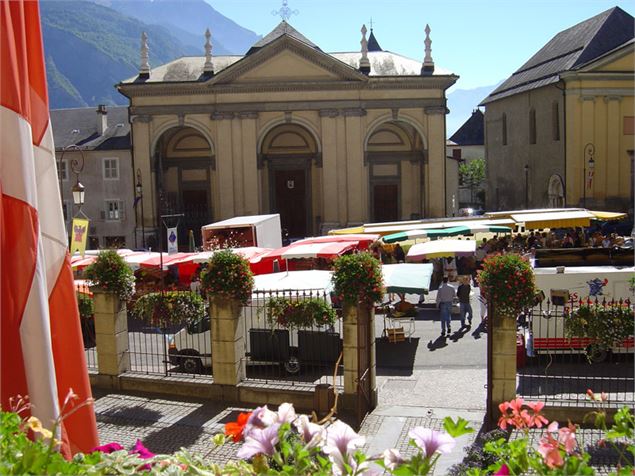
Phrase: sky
[{"left": 209, "top": 0, "right": 635, "bottom": 92}]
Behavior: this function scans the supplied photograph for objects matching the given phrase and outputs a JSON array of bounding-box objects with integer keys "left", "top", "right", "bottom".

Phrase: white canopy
[
  {"left": 253, "top": 270, "right": 334, "bottom": 292},
  {"left": 382, "top": 263, "right": 433, "bottom": 293},
  {"left": 407, "top": 239, "right": 476, "bottom": 260}
]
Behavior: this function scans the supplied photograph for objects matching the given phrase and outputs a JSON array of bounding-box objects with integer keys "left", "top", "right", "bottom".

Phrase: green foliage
[
  {"left": 565, "top": 304, "right": 634, "bottom": 351},
  {"left": 84, "top": 250, "right": 135, "bottom": 301},
  {"left": 332, "top": 252, "right": 384, "bottom": 307},
  {"left": 477, "top": 253, "right": 536, "bottom": 316},
  {"left": 200, "top": 250, "right": 254, "bottom": 305},
  {"left": 132, "top": 291, "right": 205, "bottom": 328},
  {"left": 263, "top": 297, "right": 337, "bottom": 329},
  {"left": 459, "top": 158, "right": 486, "bottom": 189},
  {"left": 76, "top": 293, "right": 94, "bottom": 319}
]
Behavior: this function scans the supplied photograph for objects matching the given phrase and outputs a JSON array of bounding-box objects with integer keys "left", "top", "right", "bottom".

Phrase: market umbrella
[
  {"left": 406, "top": 239, "right": 476, "bottom": 261},
  {"left": 381, "top": 263, "right": 433, "bottom": 293},
  {"left": 382, "top": 225, "right": 511, "bottom": 243}
]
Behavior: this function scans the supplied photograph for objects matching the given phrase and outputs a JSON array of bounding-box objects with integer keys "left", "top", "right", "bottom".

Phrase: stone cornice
[
  {"left": 424, "top": 105, "right": 448, "bottom": 115},
  {"left": 130, "top": 98, "right": 445, "bottom": 117}
]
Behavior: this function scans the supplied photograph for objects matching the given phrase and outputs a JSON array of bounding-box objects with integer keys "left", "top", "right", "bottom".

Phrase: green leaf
[{"left": 443, "top": 416, "right": 475, "bottom": 438}]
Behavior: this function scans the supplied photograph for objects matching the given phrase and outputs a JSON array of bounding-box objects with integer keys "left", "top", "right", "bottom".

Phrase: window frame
[
  {"left": 102, "top": 157, "right": 120, "bottom": 180},
  {"left": 104, "top": 199, "right": 124, "bottom": 221},
  {"left": 57, "top": 159, "right": 68, "bottom": 181}
]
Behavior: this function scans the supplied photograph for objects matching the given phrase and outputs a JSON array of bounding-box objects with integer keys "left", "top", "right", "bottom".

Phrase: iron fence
[
  {"left": 242, "top": 289, "right": 344, "bottom": 389},
  {"left": 75, "top": 281, "right": 97, "bottom": 371},
  {"left": 517, "top": 297, "right": 634, "bottom": 408},
  {"left": 126, "top": 300, "right": 213, "bottom": 379}
]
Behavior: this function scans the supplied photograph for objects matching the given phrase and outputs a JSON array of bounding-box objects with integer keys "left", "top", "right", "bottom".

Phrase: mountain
[
  {"left": 41, "top": 0, "right": 199, "bottom": 108},
  {"left": 101, "top": 0, "right": 261, "bottom": 55},
  {"left": 446, "top": 82, "right": 502, "bottom": 137}
]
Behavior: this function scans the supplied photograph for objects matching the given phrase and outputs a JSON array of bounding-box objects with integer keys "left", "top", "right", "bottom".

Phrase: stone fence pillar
[
  {"left": 487, "top": 305, "right": 517, "bottom": 426},
  {"left": 342, "top": 303, "right": 377, "bottom": 418},
  {"left": 92, "top": 289, "right": 130, "bottom": 376},
  {"left": 210, "top": 297, "right": 245, "bottom": 387}
]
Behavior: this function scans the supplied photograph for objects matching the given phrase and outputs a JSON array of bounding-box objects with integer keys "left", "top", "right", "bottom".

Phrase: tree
[{"left": 459, "top": 158, "right": 486, "bottom": 207}]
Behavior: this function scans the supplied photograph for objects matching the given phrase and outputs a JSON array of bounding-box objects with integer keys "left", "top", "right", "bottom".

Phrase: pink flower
[
  {"left": 276, "top": 402, "right": 296, "bottom": 424},
  {"left": 408, "top": 427, "right": 455, "bottom": 457},
  {"left": 130, "top": 439, "right": 155, "bottom": 459},
  {"left": 91, "top": 442, "right": 124, "bottom": 454},
  {"left": 538, "top": 432, "right": 564, "bottom": 468},
  {"left": 526, "top": 401, "right": 549, "bottom": 428},
  {"left": 494, "top": 464, "right": 510, "bottom": 475},
  {"left": 294, "top": 414, "right": 325, "bottom": 449},
  {"left": 323, "top": 420, "right": 366, "bottom": 475},
  {"left": 556, "top": 422, "right": 578, "bottom": 454},
  {"left": 244, "top": 405, "right": 277, "bottom": 438},
  {"left": 236, "top": 423, "right": 280, "bottom": 460},
  {"left": 382, "top": 448, "right": 405, "bottom": 471}
]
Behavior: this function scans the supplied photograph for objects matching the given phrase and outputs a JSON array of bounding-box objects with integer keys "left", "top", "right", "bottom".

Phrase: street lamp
[
  {"left": 524, "top": 164, "right": 529, "bottom": 209},
  {"left": 136, "top": 168, "right": 146, "bottom": 249},
  {"left": 583, "top": 143, "right": 595, "bottom": 208},
  {"left": 72, "top": 180, "right": 85, "bottom": 209}
]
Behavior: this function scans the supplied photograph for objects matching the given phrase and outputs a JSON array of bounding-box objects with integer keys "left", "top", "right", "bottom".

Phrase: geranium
[
  {"left": 332, "top": 253, "right": 384, "bottom": 307},
  {"left": 91, "top": 442, "right": 124, "bottom": 454},
  {"left": 132, "top": 291, "right": 205, "bottom": 327},
  {"left": 130, "top": 439, "right": 155, "bottom": 459},
  {"left": 224, "top": 412, "right": 252, "bottom": 442},
  {"left": 84, "top": 249, "right": 135, "bottom": 301},
  {"left": 200, "top": 250, "right": 254, "bottom": 305},
  {"left": 498, "top": 397, "right": 549, "bottom": 431}
]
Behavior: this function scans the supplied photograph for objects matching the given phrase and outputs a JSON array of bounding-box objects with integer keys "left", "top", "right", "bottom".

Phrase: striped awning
[
  {"left": 407, "top": 239, "right": 476, "bottom": 260},
  {"left": 382, "top": 225, "right": 511, "bottom": 243},
  {"left": 511, "top": 210, "right": 595, "bottom": 229}
]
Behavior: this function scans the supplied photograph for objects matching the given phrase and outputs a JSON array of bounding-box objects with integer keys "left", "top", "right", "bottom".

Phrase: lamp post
[
  {"left": 136, "top": 169, "right": 145, "bottom": 249},
  {"left": 524, "top": 164, "right": 529, "bottom": 209},
  {"left": 583, "top": 143, "right": 595, "bottom": 208},
  {"left": 59, "top": 144, "right": 86, "bottom": 217}
]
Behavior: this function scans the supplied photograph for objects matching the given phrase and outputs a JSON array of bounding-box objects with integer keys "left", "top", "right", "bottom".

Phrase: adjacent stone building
[
  {"left": 481, "top": 7, "right": 634, "bottom": 213},
  {"left": 117, "top": 22, "right": 458, "bottom": 246},
  {"left": 51, "top": 106, "right": 135, "bottom": 249},
  {"left": 448, "top": 109, "right": 485, "bottom": 209}
]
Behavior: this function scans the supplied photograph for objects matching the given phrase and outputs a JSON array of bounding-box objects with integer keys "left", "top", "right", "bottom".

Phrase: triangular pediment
[
  {"left": 577, "top": 41, "right": 635, "bottom": 73},
  {"left": 209, "top": 35, "right": 367, "bottom": 85}
]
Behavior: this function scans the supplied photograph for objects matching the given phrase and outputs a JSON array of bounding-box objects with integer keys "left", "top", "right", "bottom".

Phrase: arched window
[
  {"left": 502, "top": 113, "right": 507, "bottom": 146},
  {"left": 529, "top": 108, "right": 536, "bottom": 144},
  {"left": 552, "top": 102, "right": 560, "bottom": 141}
]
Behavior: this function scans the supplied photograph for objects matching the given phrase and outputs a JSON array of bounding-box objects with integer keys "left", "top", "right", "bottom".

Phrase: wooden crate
[{"left": 386, "top": 327, "right": 405, "bottom": 343}]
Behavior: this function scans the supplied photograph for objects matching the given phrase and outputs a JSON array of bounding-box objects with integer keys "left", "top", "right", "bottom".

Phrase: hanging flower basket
[
  {"left": 477, "top": 253, "right": 536, "bottom": 316},
  {"left": 132, "top": 291, "right": 205, "bottom": 328},
  {"left": 84, "top": 250, "right": 135, "bottom": 301},
  {"left": 263, "top": 297, "right": 337, "bottom": 330},
  {"left": 332, "top": 252, "right": 384, "bottom": 308},
  {"left": 565, "top": 304, "right": 634, "bottom": 351},
  {"left": 200, "top": 249, "right": 254, "bottom": 305}
]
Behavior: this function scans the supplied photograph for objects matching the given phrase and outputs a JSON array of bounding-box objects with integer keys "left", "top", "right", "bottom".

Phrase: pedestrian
[
  {"left": 393, "top": 243, "right": 405, "bottom": 263},
  {"left": 436, "top": 276, "right": 455, "bottom": 336},
  {"left": 456, "top": 276, "right": 472, "bottom": 327}
]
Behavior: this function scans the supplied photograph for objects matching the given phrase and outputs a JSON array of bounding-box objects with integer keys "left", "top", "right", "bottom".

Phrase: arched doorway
[
  {"left": 548, "top": 174, "right": 565, "bottom": 208},
  {"left": 154, "top": 127, "right": 215, "bottom": 249},
  {"left": 260, "top": 124, "right": 319, "bottom": 240},
  {"left": 366, "top": 120, "right": 426, "bottom": 222}
]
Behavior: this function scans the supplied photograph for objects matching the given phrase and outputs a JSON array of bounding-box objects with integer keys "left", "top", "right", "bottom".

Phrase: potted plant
[
  {"left": 200, "top": 249, "right": 254, "bottom": 305},
  {"left": 263, "top": 297, "right": 337, "bottom": 330},
  {"left": 132, "top": 291, "right": 205, "bottom": 329},
  {"left": 477, "top": 253, "right": 536, "bottom": 317},
  {"left": 84, "top": 250, "right": 135, "bottom": 302},
  {"left": 332, "top": 252, "right": 384, "bottom": 308}
]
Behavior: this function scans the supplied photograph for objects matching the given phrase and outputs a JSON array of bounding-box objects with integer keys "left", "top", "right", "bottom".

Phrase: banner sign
[
  {"left": 70, "top": 218, "right": 89, "bottom": 257},
  {"left": 167, "top": 227, "right": 178, "bottom": 255}
]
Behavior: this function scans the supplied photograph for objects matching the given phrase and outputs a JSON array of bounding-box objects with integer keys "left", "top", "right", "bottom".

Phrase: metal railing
[
  {"left": 242, "top": 289, "right": 343, "bottom": 389},
  {"left": 517, "top": 297, "right": 634, "bottom": 407}
]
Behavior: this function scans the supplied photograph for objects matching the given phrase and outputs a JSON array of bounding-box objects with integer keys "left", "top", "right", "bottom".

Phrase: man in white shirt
[{"left": 436, "top": 277, "right": 456, "bottom": 336}]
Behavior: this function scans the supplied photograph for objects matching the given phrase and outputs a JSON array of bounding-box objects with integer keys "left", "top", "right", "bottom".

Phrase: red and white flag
[{"left": 1, "top": 0, "right": 98, "bottom": 455}]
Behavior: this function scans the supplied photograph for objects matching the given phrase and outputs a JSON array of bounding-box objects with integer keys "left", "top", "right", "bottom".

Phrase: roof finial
[
  {"left": 139, "top": 31, "right": 150, "bottom": 78},
  {"left": 203, "top": 28, "right": 214, "bottom": 75},
  {"left": 421, "top": 24, "right": 435, "bottom": 75},
  {"left": 369, "top": 17, "right": 374, "bottom": 30},
  {"left": 272, "top": 0, "right": 298, "bottom": 21},
  {"left": 359, "top": 24, "right": 370, "bottom": 75}
]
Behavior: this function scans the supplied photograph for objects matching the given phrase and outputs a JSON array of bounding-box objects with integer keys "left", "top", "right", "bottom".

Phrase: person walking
[
  {"left": 393, "top": 243, "right": 405, "bottom": 263},
  {"left": 436, "top": 276, "right": 455, "bottom": 336},
  {"left": 456, "top": 276, "right": 472, "bottom": 328}
]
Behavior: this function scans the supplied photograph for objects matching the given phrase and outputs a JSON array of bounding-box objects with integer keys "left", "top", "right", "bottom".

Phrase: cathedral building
[{"left": 118, "top": 21, "right": 457, "bottom": 246}]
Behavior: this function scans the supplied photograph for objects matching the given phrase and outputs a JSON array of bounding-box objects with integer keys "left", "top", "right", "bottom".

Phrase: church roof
[
  {"left": 481, "top": 7, "right": 634, "bottom": 105},
  {"left": 246, "top": 20, "right": 320, "bottom": 54},
  {"left": 367, "top": 29, "right": 382, "bottom": 52},
  {"left": 449, "top": 109, "right": 484, "bottom": 146}
]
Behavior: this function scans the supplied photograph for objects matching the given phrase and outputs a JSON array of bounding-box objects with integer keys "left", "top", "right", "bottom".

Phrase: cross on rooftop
[{"left": 272, "top": 0, "right": 298, "bottom": 21}]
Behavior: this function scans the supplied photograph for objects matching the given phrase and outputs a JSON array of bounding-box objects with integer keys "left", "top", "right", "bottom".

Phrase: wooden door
[
  {"left": 373, "top": 183, "right": 399, "bottom": 222},
  {"left": 274, "top": 169, "right": 307, "bottom": 239},
  {"left": 181, "top": 188, "right": 210, "bottom": 248}
]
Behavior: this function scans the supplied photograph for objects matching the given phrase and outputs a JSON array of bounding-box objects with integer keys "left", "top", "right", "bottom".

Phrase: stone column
[
  {"left": 487, "top": 306, "right": 517, "bottom": 427},
  {"left": 210, "top": 297, "right": 245, "bottom": 387},
  {"left": 92, "top": 289, "right": 130, "bottom": 376},
  {"left": 342, "top": 303, "right": 377, "bottom": 413}
]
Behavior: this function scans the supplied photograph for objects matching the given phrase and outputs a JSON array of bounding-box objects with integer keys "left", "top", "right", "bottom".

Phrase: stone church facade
[{"left": 118, "top": 22, "right": 457, "bottom": 246}]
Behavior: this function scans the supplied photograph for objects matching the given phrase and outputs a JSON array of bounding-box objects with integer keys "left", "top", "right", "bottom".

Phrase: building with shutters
[{"left": 117, "top": 22, "right": 458, "bottom": 247}]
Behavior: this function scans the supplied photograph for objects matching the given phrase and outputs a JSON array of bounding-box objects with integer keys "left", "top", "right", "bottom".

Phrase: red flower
[{"left": 225, "top": 411, "right": 252, "bottom": 442}]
